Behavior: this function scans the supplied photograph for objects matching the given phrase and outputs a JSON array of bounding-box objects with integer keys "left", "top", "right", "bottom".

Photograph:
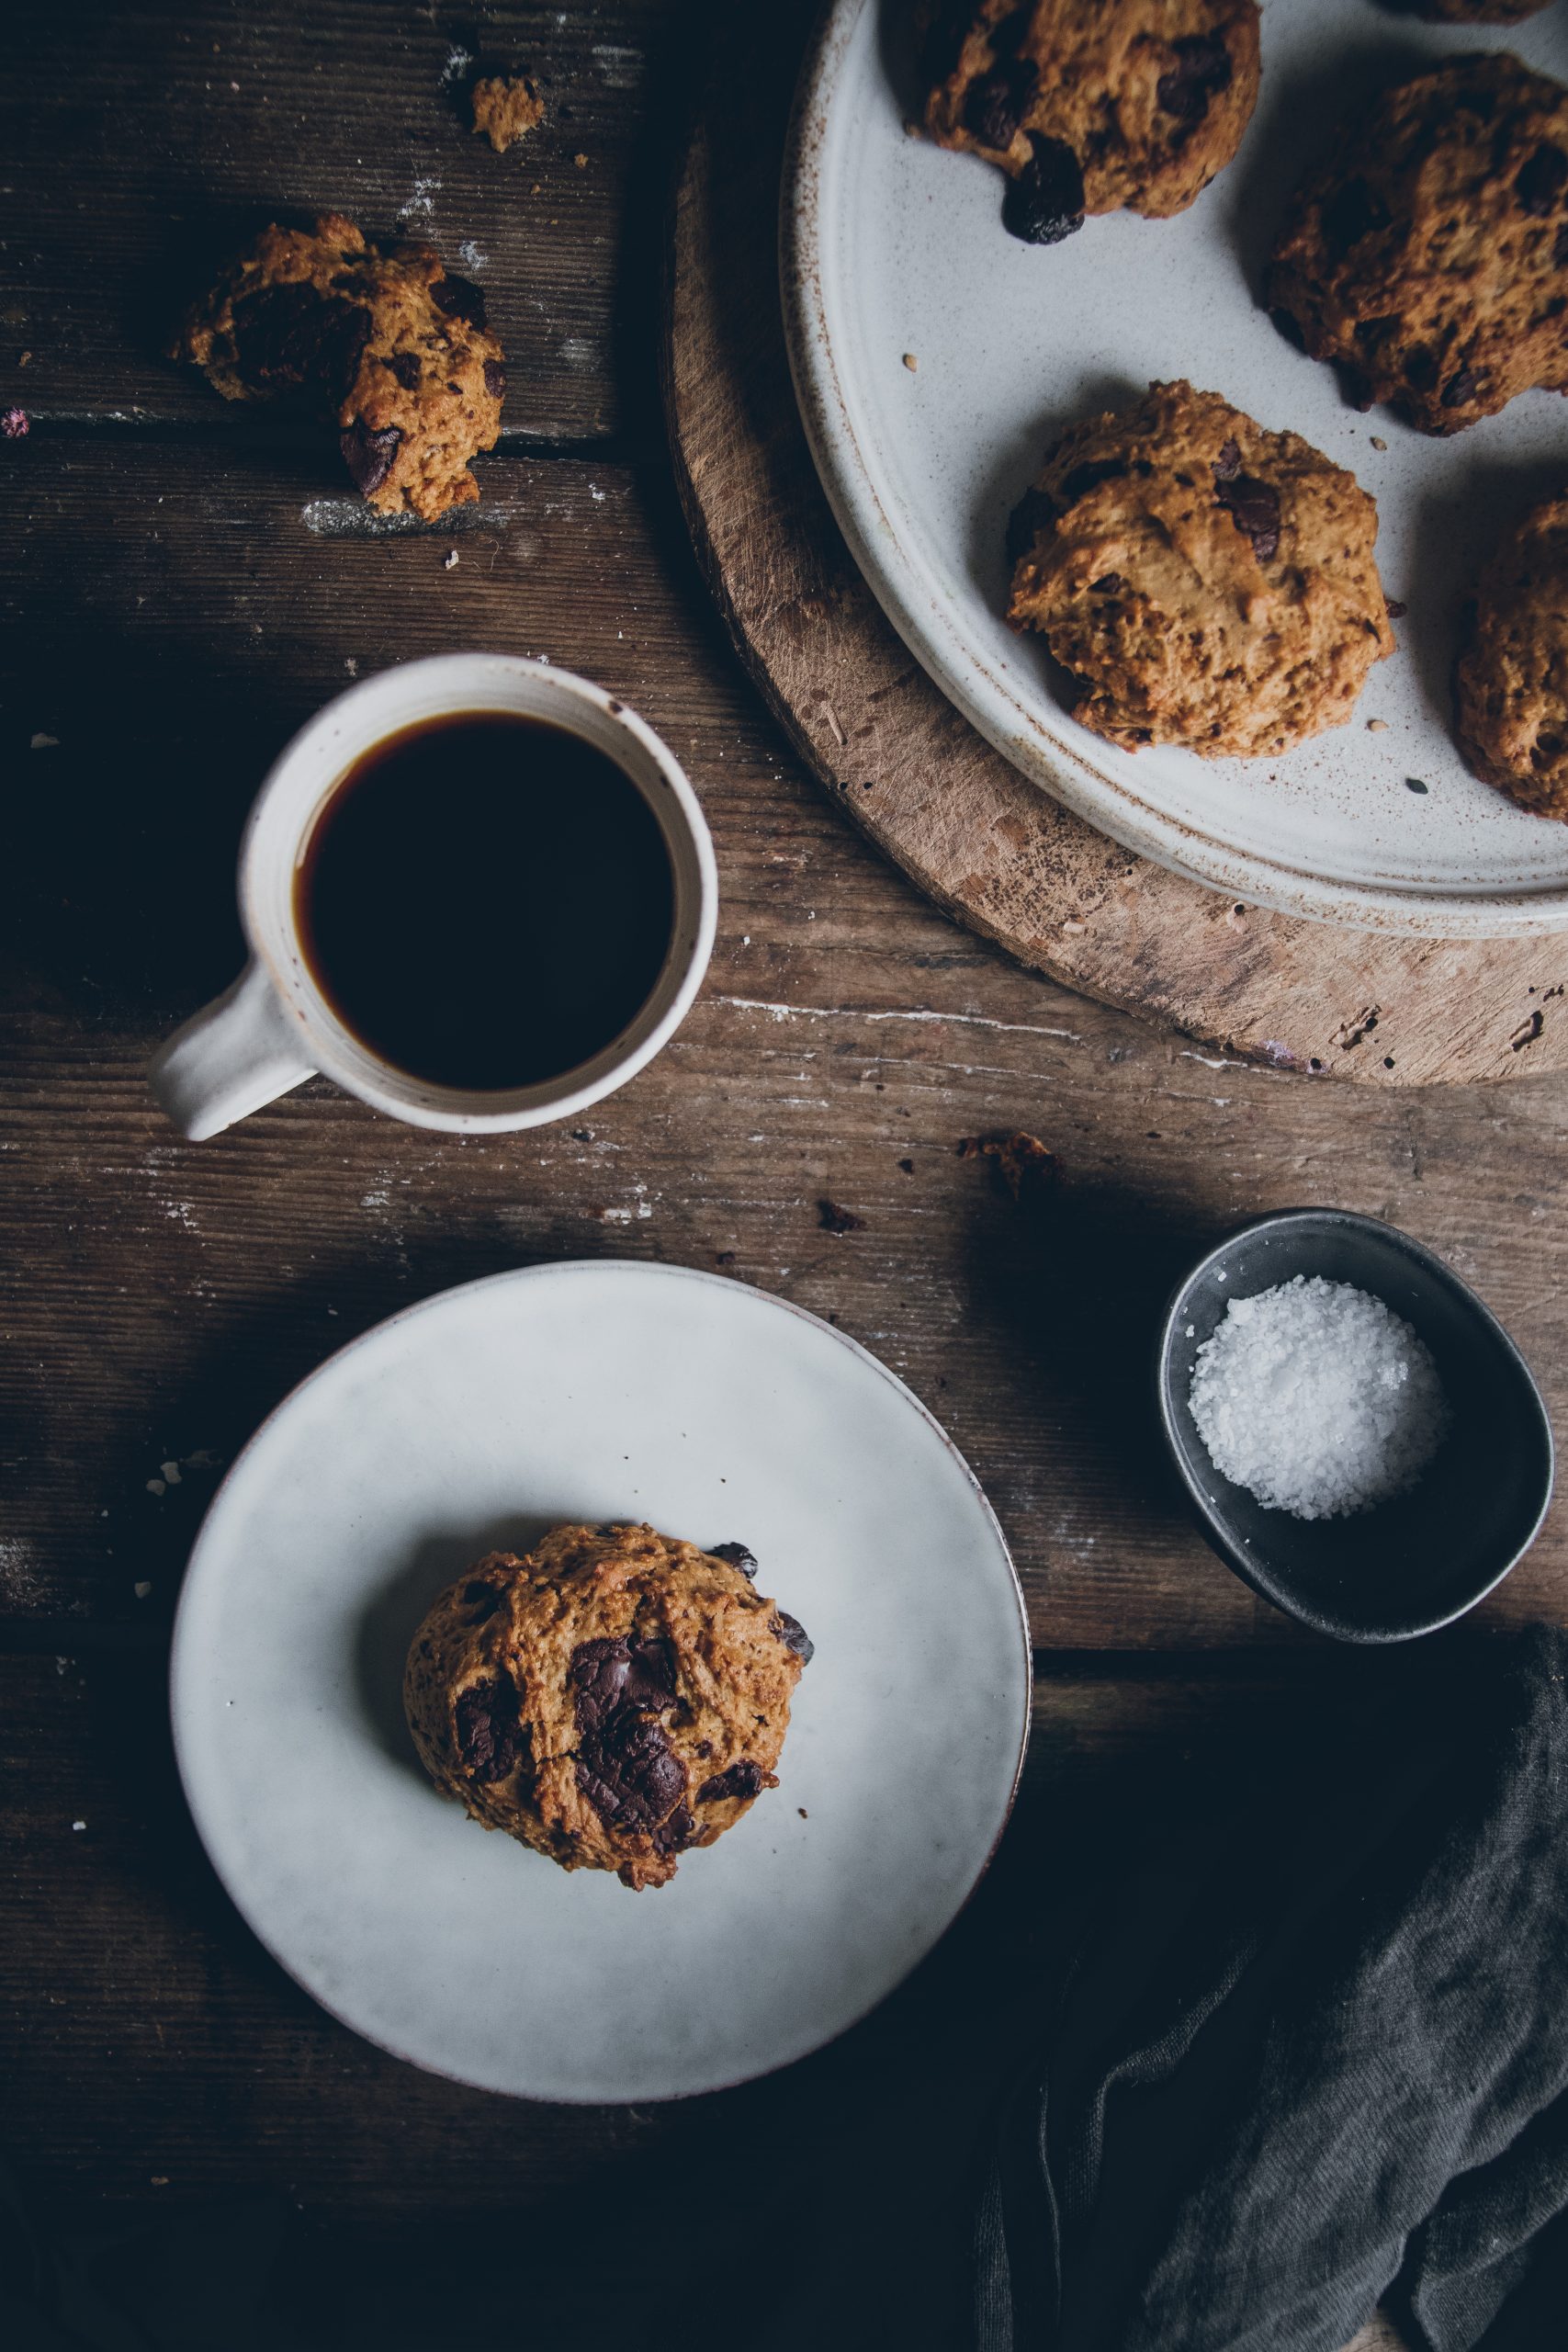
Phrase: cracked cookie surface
[
  {"left": 1007, "top": 379, "right": 1393, "bottom": 759},
  {"left": 923, "top": 0, "right": 1260, "bottom": 239},
  {"left": 1267, "top": 54, "right": 1568, "bottom": 437},
  {"left": 171, "top": 212, "right": 505, "bottom": 520},
  {"left": 1458, "top": 492, "right": 1568, "bottom": 819},
  {"left": 403, "top": 1522, "right": 810, "bottom": 1890}
]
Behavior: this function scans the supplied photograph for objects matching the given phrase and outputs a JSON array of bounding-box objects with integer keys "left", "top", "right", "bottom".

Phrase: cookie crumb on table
[
  {"left": 470, "top": 74, "right": 544, "bottom": 154},
  {"left": 958, "top": 1130, "right": 1056, "bottom": 1204}
]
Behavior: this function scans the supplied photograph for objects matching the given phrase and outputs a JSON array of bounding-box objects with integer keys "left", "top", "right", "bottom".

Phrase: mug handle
[{"left": 149, "top": 962, "right": 317, "bottom": 1141}]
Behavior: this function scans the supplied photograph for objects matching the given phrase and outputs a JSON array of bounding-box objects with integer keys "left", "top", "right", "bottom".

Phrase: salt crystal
[{"left": 1189, "top": 1274, "right": 1448, "bottom": 1521}]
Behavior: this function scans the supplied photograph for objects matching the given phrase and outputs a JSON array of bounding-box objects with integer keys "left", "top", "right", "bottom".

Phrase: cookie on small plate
[
  {"left": 1457, "top": 493, "right": 1568, "bottom": 817},
  {"left": 1268, "top": 54, "right": 1568, "bottom": 437},
  {"left": 923, "top": 0, "right": 1261, "bottom": 242},
  {"left": 404, "top": 1521, "right": 811, "bottom": 1890},
  {"left": 172, "top": 212, "right": 505, "bottom": 520},
  {"left": 1007, "top": 379, "right": 1394, "bottom": 759}
]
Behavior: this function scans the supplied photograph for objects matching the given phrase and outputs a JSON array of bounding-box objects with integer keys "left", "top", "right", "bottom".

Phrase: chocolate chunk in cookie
[
  {"left": 456, "top": 1676, "right": 527, "bottom": 1785},
  {"left": 1268, "top": 55, "right": 1568, "bottom": 436},
  {"left": 1007, "top": 379, "right": 1393, "bottom": 759},
  {"left": 925, "top": 1, "right": 1260, "bottom": 233}
]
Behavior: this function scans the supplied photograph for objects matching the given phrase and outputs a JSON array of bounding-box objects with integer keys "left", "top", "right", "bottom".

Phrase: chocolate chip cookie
[
  {"left": 403, "top": 1522, "right": 811, "bottom": 1891},
  {"left": 923, "top": 0, "right": 1261, "bottom": 242},
  {"left": 1268, "top": 54, "right": 1568, "bottom": 437},
  {"left": 1457, "top": 492, "right": 1568, "bottom": 818},
  {"left": 171, "top": 213, "right": 505, "bottom": 520},
  {"left": 1007, "top": 380, "right": 1394, "bottom": 758}
]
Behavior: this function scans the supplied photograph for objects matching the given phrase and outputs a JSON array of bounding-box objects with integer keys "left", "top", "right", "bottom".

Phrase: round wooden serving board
[{"left": 662, "top": 4, "right": 1568, "bottom": 1087}]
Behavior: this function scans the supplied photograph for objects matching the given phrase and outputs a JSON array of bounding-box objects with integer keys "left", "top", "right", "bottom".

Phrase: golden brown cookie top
[
  {"left": 1457, "top": 492, "right": 1568, "bottom": 818},
  {"left": 923, "top": 0, "right": 1261, "bottom": 236},
  {"left": 170, "top": 212, "right": 505, "bottom": 521},
  {"left": 1268, "top": 53, "right": 1568, "bottom": 436},
  {"left": 403, "top": 1522, "right": 810, "bottom": 1891},
  {"left": 1008, "top": 379, "right": 1393, "bottom": 759}
]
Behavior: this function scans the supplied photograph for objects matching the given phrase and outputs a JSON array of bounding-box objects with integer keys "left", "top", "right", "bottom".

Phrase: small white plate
[
  {"left": 171, "top": 1261, "right": 1031, "bottom": 2102},
  {"left": 784, "top": 0, "right": 1568, "bottom": 935}
]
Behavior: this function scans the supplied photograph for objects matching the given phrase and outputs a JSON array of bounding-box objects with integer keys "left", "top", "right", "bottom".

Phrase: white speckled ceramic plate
[
  {"left": 784, "top": 0, "right": 1568, "bottom": 935},
  {"left": 170, "top": 1261, "right": 1030, "bottom": 2102}
]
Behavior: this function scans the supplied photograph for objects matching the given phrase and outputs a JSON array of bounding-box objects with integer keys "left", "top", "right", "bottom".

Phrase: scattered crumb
[
  {"left": 818, "top": 1199, "right": 864, "bottom": 1235},
  {"left": 1367, "top": 718, "right": 1389, "bottom": 733},
  {"left": 151, "top": 2177, "right": 169, "bottom": 2188},
  {"left": 442, "top": 548, "right": 459, "bottom": 570},
  {"left": 17, "top": 350, "right": 31, "bottom": 367},
  {"left": 1371, "top": 435, "right": 1387, "bottom": 451},
  {"left": 957, "top": 1130, "right": 1056, "bottom": 1205},
  {"left": 573, "top": 152, "right": 588, "bottom": 168},
  {"left": 146, "top": 1478, "right": 166, "bottom": 1497},
  {"left": 902, "top": 352, "right": 919, "bottom": 372},
  {"left": 134, "top": 1580, "right": 152, "bottom": 1600},
  {"left": 161, "top": 1461, "right": 181, "bottom": 1485},
  {"left": 471, "top": 73, "right": 545, "bottom": 154},
  {"left": 1, "top": 405, "right": 28, "bottom": 438},
  {"left": 798, "top": 1807, "right": 808, "bottom": 1818},
  {"left": 72, "top": 1820, "right": 85, "bottom": 1832},
  {"left": 1385, "top": 598, "right": 1408, "bottom": 620},
  {"left": 30, "top": 731, "right": 58, "bottom": 749}
]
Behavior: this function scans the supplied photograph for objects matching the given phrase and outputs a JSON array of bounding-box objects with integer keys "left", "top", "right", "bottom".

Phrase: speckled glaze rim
[
  {"left": 1155, "top": 1207, "right": 1556, "bottom": 1642},
  {"left": 169, "top": 1260, "right": 1033, "bottom": 2100},
  {"left": 779, "top": 0, "right": 1568, "bottom": 939}
]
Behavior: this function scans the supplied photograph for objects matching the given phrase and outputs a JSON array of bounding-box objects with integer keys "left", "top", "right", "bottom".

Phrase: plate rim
[
  {"left": 779, "top": 0, "right": 1568, "bottom": 941},
  {"left": 169, "top": 1255, "right": 1034, "bottom": 2102}
]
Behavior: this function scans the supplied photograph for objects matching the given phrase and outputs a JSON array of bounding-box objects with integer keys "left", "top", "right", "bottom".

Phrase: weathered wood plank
[
  {"left": 0, "top": 1647, "right": 1438, "bottom": 2345},
  {"left": 0, "top": 0, "right": 690, "bottom": 446},
  {"left": 3, "top": 444, "right": 1567, "bottom": 1644}
]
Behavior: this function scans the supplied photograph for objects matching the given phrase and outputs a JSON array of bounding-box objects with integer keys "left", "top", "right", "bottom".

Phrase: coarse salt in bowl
[{"left": 1157, "top": 1210, "right": 1553, "bottom": 1643}]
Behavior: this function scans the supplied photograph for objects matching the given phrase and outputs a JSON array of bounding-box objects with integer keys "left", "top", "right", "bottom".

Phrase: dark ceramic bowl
[{"left": 1157, "top": 1209, "right": 1553, "bottom": 1643}]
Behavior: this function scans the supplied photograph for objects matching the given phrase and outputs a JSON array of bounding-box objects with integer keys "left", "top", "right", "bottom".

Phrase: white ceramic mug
[{"left": 149, "top": 654, "right": 717, "bottom": 1139}]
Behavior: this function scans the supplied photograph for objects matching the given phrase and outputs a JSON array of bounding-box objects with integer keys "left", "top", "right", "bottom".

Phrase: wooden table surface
[{"left": 1, "top": 5, "right": 1550, "bottom": 2345}]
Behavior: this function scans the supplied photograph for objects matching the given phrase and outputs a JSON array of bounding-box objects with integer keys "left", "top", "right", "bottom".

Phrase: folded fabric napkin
[{"left": 976, "top": 1628, "right": 1568, "bottom": 2352}]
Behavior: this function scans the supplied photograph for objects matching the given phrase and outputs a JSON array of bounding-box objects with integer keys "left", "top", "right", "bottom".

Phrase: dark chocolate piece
[
  {"left": 1156, "top": 33, "right": 1232, "bottom": 128},
  {"left": 340, "top": 419, "right": 402, "bottom": 495},
  {"left": 1002, "top": 132, "right": 1085, "bottom": 246}
]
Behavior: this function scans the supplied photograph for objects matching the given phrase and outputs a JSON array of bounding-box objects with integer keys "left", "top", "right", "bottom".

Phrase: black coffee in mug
[{"left": 294, "top": 712, "right": 675, "bottom": 1092}]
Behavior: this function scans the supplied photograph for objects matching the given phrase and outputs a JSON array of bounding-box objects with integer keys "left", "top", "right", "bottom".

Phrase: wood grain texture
[
  {"left": 0, "top": 0, "right": 690, "bottom": 449},
  {"left": 663, "top": 0, "right": 1568, "bottom": 1083},
  {"left": 5, "top": 442, "right": 1567, "bottom": 1645}
]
